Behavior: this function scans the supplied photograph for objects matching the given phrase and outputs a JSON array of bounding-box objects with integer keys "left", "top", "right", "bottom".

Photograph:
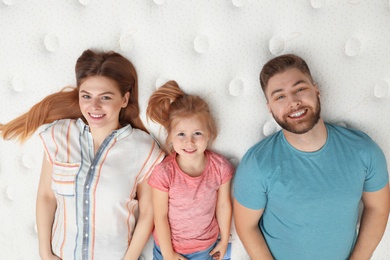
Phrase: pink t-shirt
[{"left": 148, "top": 150, "right": 234, "bottom": 254}]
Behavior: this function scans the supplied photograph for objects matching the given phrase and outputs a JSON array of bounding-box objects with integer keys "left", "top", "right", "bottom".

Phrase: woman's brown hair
[{"left": 0, "top": 49, "right": 146, "bottom": 142}]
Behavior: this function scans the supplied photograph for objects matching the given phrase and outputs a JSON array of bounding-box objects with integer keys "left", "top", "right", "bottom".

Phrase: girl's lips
[{"left": 183, "top": 149, "right": 197, "bottom": 153}]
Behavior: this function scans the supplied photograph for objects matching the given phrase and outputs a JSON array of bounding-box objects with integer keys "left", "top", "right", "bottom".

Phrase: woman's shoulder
[{"left": 39, "top": 118, "right": 81, "bottom": 135}]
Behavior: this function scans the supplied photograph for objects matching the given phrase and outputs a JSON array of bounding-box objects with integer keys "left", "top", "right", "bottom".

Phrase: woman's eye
[
  {"left": 194, "top": 132, "right": 203, "bottom": 136},
  {"left": 178, "top": 133, "right": 185, "bottom": 137},
  {"left": 81, "top": 95, "right": 91, "bottom": 99},
  {"left": 102, "top": 96, "right": 112, "bottom": 100}
]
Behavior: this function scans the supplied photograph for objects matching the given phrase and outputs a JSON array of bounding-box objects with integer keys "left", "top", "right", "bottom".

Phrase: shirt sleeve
[
  {"left": 233, "top": 148, "right": 267, "bottom": 210},
  {"left": 38, "top": 120, "right": 64, "bottom": 164},
  {"left": 136, "top": 137, "right": 165, "bottom": 184},
  {"left": 363, "top": 139, "right": 389, "bottom": 192}
]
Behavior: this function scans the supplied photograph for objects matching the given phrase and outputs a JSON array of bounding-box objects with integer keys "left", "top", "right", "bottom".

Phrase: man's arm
[
  {"left": 349, "top": 183, "right": 390, "bottom": 260},
  {"left": 233, "top": 199, "right": 273, "bottom": 260}
]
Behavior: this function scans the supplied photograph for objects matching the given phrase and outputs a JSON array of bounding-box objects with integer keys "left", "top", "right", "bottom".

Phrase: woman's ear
[{"left": 122, "top": 92, "right": 130, "bottom": 108}]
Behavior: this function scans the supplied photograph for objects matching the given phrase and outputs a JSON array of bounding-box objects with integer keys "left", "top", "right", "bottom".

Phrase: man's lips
[{"left": 288, "top": 109, "right": 307, "bottom": 118}]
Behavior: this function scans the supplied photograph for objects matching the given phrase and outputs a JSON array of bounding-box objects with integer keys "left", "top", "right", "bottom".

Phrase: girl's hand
[
  {"left": 209, "top": 241, "right": 228, "bottom": 260},
  {"left": 165, "top": 252, "right": 188, "bottom": 260}
]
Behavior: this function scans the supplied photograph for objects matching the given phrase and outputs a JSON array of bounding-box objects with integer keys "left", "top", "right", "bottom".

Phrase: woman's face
[{"left": 79, "top": 76, "right": 129, "bottom": 132}]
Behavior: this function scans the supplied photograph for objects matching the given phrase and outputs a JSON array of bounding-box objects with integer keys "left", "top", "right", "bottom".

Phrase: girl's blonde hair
[
  {"left": 0, "top": 49, "right": 147, "bottom": 142},
  {"left": 146, "top": 80, "right": 217, "bottom": 154}
]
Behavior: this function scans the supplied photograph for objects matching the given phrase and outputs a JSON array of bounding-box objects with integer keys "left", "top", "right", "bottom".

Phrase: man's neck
[{"left": 283, "top": 119, "right": 327, "bottom": 152}]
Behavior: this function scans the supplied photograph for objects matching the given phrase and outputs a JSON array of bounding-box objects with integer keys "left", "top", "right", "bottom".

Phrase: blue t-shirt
[{"left": 234, "top": 123, "right": 388, "bottom": 260}]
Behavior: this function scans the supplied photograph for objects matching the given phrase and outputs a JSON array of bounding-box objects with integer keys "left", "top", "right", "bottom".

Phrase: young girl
[
  {"left": 146, "top": 80, "right": 234, "bottom": 260},
  {"left": 0, "top": 49, "right": 164, "bottom": 260}
]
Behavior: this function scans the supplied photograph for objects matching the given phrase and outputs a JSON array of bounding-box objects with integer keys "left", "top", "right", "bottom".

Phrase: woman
[{"left": 0, "top": 49, "right": 164, "bottom": 260}]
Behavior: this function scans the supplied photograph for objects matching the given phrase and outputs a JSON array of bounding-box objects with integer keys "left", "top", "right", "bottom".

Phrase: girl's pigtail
[{"left": 146, "top": 80, "right": 185, "bottom": 129}]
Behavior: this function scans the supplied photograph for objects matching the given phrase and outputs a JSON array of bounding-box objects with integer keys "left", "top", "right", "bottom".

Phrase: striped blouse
[{"left": 39, "top": 119, "right": 164, "bottom": 260}]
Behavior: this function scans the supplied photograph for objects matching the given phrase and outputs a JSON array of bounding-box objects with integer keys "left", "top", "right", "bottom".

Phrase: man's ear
[
  {"left": 313, "top": 83, "right": 320, "bottom": 97},
  {"left": 266, "top": 102, "right": 272, "bottom": 113}
]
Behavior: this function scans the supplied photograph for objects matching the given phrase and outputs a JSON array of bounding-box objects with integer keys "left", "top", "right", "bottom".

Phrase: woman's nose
[{"left": 91, "top": 99, "right": 102, "bottom": 109}]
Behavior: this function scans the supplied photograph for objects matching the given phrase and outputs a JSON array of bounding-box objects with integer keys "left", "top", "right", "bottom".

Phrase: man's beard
[{"left": 272, "top": 96, "right": 321, "bottom": 135}]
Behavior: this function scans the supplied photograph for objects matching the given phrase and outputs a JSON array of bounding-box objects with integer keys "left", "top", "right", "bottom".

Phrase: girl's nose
[{"left": 186, "top": 136, "right": 195, "bottom": 143}]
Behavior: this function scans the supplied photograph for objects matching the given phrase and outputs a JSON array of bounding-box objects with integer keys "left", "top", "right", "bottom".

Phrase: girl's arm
[
  {"left": 36, "top": 156, "right": 61, "bottom": 260},
  {"left": 152, "top": 188, "right": 187, "bottom": 260},
  {"left": 209, "top": 180, "right": 232, "bottom": 259},
  {"left": 124, "top": 178, "right": 154, "bottom": 260}
]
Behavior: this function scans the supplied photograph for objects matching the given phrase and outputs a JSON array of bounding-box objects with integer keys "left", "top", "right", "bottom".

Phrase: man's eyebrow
[
  {"left": 270, "top": 88, "right": 283, "bottom": 97},
  {"left": 293, "top": 79, "right": 307, "bottom": 87},
  {"left": 269, "top": 79, "right": 308, "bottom": 97}
]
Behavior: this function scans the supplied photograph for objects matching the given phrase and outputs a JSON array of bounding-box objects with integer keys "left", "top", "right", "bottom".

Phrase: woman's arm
[
  {"left": 124, "top": 178, "right": 154, "bottom": 260},
  {"left": 209, "top": 180, "right": 232, "bottom": 259},
  {"left": 36, "top": 156, "right": 61, "bottom": 260}
]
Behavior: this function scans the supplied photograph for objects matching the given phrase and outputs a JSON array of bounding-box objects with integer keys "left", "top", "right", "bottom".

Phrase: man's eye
[{"left": 275, "top": 95, "right": 285, "bottom": 100}]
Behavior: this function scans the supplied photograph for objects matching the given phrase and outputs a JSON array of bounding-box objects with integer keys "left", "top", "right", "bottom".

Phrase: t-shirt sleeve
[
  {"left": 148, "top": 162, "right": 170, "bottom": 192},
  {"left": 220, "top": 156, "right": 235, "bottom": 184},
  {"left": 364, "top": 140, "right": 389, "bottom": 192},
  {"left": 233, "top": 148, "right": 267, "bottom": 210}
]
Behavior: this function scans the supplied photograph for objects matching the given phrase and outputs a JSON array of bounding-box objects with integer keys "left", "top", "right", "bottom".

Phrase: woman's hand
[{"left": 40, "top": 253, "right": 62, "bottom": 260}]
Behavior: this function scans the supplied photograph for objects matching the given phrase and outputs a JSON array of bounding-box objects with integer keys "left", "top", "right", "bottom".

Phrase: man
[{"left": 233, "top": 54, "right": 390, "bottom": 260}]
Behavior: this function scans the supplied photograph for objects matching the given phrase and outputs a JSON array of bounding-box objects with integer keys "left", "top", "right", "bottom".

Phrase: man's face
[{"left": 265, "top": 68, "right": 321, "bottom": 134}]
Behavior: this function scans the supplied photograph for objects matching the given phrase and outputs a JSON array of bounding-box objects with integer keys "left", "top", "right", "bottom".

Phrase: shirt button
[
  {"left": 85, "top": 233, "right": 88, "bottom": 237},
  {"left": 85, "top": 200, "right": 89, "bottom": 204},
  {"left": 86, "top": 185, "right": 89, "bottom": 189}
]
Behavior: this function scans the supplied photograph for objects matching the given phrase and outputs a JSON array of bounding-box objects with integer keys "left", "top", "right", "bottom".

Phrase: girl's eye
[{"left": 81, "top": 95, "right": 91, "bottom": 99}]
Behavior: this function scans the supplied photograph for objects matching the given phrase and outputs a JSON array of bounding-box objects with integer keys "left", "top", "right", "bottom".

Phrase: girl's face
[
  {"left": 170, "top": 115, "right": 210, "bottom": 161},
  {"left": 79, "top": 76, "right": 129, "bottom": 132}
]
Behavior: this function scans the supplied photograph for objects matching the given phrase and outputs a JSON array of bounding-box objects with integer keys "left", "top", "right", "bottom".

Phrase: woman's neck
[{"left": 90, "top": 123, "right": 121, "bottom": 154}]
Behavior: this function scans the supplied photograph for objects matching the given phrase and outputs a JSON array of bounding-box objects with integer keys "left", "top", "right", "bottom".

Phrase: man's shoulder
[
  {"left": 246, "top": 130, "right": 283, "bottom": 154},
  {"left": 326, "top": 123, "right": 373, "bottom": 144}
]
